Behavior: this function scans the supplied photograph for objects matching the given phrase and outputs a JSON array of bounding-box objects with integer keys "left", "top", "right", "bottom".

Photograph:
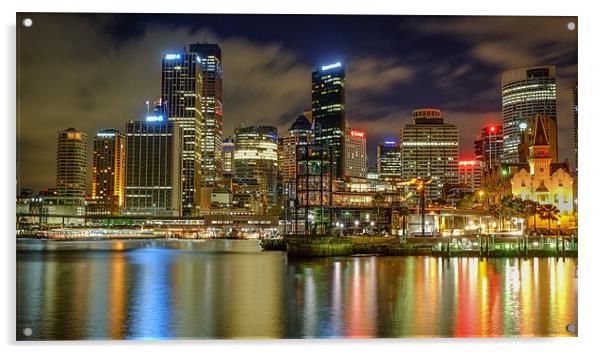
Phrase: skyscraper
[
  {"left": 189, "top": 42, "right": 224, "bottom": 186},
  {"left": 233, "top": 125, "right": 279, "bottom": 213},
  {"left": 161, "top": 52, "right": 203, "bottom": 216},
  {"left": 474, "top": 125, "right": 503, "bottom": 169},
  {"left": 92, "top": 129, "right": 126, "bottom": 215},
  {"left": 55, "top": 128, "right": 87, "bottom": 215},
  {"left": 311, "top": 62, "right": 345, "bottom": 178},
  {"left": 345, "top": 128, "right": 367, "bottom": 178},
  {"left": 458, "top": 160, "right": 481, "bottom": 191},
  {"left": 124, "top": 115, "right": 182, "bottom": 216},
  {"left": 501, "top": 65, "right": 558, "bottom": 163},
  {"left": 573, "top": 82, "right": 578, "bottom": 175},
  {"left": 279, "top": 115, "right": 313, "bottom": 184},
  {"left": 377, "top": 139, "right": 401, "bottom": 181},
  {"left": 222, "top": 137, "right": 235, "bottom": 179},
  {"left": 400, "top": 108, "right": 459, "bottom": 200}
]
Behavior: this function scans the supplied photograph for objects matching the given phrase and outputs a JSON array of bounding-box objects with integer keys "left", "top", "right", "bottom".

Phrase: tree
[
  {"left": 521, "top": 199, "right": 541, "bottom": 233},
  {"left": 457, "top": 194, "right": 476, "bottom": 209},
  {"left": 500, "top": 195, "right": 523, "bottom": 230},
  {"left": 397, "top": 204, "right": 410, "bottom": 237},
  {"left": 372, "top": 192, "right": 385, "bottom": 235},
  {"left": 537, "top": 204, "right": 560, "bottom": 232},
  {"left": 487, "top": 203, "right": 503, "bottom": 230}
]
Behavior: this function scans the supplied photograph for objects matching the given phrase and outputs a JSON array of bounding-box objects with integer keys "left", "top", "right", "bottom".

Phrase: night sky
[{"left": 16, "top": 13, "right": 577, "bottom": 192}]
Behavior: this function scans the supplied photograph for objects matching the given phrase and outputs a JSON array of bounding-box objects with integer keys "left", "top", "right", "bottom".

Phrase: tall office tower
[
  {"left": 124, "top": 115, "right": 182, "bottom": 216},
  {"left": 161, "top": 52, "right": 203, "bottom": 216},
  {"left": 278, "top": 115, "right": 313, "bottom": 184},
  {"left": 233, "top": 125, "right": 279, "bottom": 213},
  {"left": 458, "top": 160, "right": 482, "bottom": 191},
  {"left": 501, "top": 65, "right": 558, "bottom": 163},
  {"left": 345, "top": 128, "right": 367, "bottom": 178},
  {"left": 189, "top": 43, "right": 224, "bottom": 186},
  {"left": 377, "top": 139, "right": 401, "bottom": 181},
  {"left": 222, "top": 137, "right": 235, "bottom": 178},
  {"left": 311, "top": 62, "right": 345, "bottom": 178},
  {"left": 400, "top": 108, "right": 459, "bottom": 200},
  {"left": 56, "top": 128, "right": 87, "bottom": 199},
  {"left": 474, "top": 125, "right": 504, "bottom": 169},
  {"left": 573, "top": 83, "right": 578, "bottom": 175},
  {"left": 55, "top": 128, "right": 87, "bottom": 214},
  {"left": 91, "top": 129, "right": 126, "bottom": 215}
]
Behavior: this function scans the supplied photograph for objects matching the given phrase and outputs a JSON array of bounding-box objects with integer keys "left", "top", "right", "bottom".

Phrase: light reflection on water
[{"left": 16, "top": 239, "right": 577, "bottom": 340}]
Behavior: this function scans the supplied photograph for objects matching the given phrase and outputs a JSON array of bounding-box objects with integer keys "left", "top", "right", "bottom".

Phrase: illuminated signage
[
  {"left": 459, "top": 160, "right": 477, "bottom": 166},
  {"left": 384, "top": 140, "right": 396, "bottom": 145},
  {"left": 96, "top": 132, "right": 115, "bottom": 138},
  {"left": 146, "top": 115, "right": 164, "bottom": 122},
  {"left": 321, "top": 62, "right": 341, "bottom": 71},
  {"left": 349, "top": 129, "right": 365, "bottom": 138},
  {"left": 165, "top": 54, "right": 181, "bottom": 60}
]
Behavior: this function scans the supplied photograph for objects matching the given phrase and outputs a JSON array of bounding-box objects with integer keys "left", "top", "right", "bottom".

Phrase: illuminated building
[
  {"left": 91, "top": 129, "right": 126, "bottom": 216},
  {"left": 511, "top": 113, "right": 574, "bottom": 224},
  {"left": 189, "top": 43, "right": 224, "bottom": 186},
  {"left": 573, "top": 83, "right": 578, "bottom": 175},
  {"left": 222, "top": 137, "right": 235, "bottom": 178},
  {"left": 377, "top": 139, "right": 401, "bottom": 181},
  {"left": 233, "top": 125, "right": 278, "bottom": 213},
  {"left": 52, "top": 128, "right": 87, "bottom": 215},
  {"left": 502, "top": 66, "right": 558, "bottom": 163},
  {"left": 458, "top": 160, "right": 481, "bottom": 191},
  {"left": 400, "top": 108, "right": 459, "bottom": 200},
  {"left": 161, "top": 52, "right": 203, "bottom": 216},
  {"left": 474, "top": 124, "right": 503, "bottom": 169},
  {"left": 123, "top": 116, "right": 183, "bottom": 216},
  {"left": 311, "top": 62, "right": 346, "bottom": 178},
  {"left": 345, "top": 128, "right": 367, "bottom": 178},
  {"left": 278, "top": 115, "right": 313, "bottom": 195}
]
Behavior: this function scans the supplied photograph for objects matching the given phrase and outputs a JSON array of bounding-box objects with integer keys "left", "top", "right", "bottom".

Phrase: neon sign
[
  {"left": 349, "top": 129, "right": 365, "bottom": 138},
  {"left": 96, "top": 132, "right": 115, "bottom": 138},
  {"left": 146, "top": 115, "right": 164, "bottom": 122},
  {"left": 165, "top": 54, "right": 181, "bottom": 60},
  {"left": 321, "top": 62, "right": 341, "bottom": 71},
  {"left": 459, "top": 160, "right": 477, "bottom": 166},
  {"left": 384, "top": 140, "right": 396, "bottom": 145}
]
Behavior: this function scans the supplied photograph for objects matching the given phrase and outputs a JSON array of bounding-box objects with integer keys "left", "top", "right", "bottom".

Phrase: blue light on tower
[
  {"left": 384, "top": 139, "right": 396, "bottom": 145},
  {"left": 146, "top": 115, "right": 164, "bottom": 122},
  {"left": 164, "top": 54, "right": 181, "bottom": 60},
  {"left": 321, "top": 62, "right": 342, "bottom": 71}
]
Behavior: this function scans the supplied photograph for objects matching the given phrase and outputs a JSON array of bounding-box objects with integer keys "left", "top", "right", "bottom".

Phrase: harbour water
[{"left": 16, "top": 239, "right": 577, "bottom": 340}]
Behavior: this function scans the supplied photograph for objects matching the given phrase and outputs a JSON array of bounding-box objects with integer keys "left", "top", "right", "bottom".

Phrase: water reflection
[{"left": 17, "top": 239, "right": 577, "bottom": 340}]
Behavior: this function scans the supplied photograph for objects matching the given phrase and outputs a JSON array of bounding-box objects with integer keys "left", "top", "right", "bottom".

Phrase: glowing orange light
[{"left": 349, "top": 129, "right": 366, "bottom": 138}]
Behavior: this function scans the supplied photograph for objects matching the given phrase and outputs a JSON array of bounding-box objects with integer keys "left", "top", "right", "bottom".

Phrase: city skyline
[{"left": 17, "top": 14, "right": 577, "bottom": 191}]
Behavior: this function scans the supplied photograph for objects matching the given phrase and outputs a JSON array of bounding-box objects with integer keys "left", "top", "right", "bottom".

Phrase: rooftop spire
[{"left": 532, "top": 113, "right": 550, "bottom": 147}]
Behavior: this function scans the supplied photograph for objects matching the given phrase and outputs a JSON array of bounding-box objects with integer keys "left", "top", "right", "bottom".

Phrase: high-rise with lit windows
[
  {"left": 92, "top": 129, "right": 126, "bottom": 215},
  {"left": 312, "top": 62, "right": 345, "bottom": 178},
  {"left": 502, "top": 66, "right": 558, "bottom": 163},
  {"left": 474, "top": 124, "right": 503, "bottom": 169},
  {"left": 344, "top": 128, "right": 367, "bottom": 178},
  {"left": 573, "top": 82, "right": 578, "bottom": 175},
  {"left": 458, "top": 160, "right": 481, "bottom": 191},
  {"left": 400, "top": 108, "right": 459, "bottom": 200},
  {"left": 124, "top": 115, "right": 182, "bottom": 216},
  {"left": 222, "top": 137, "right": 235, "bottom": 178},
  {"left": 377, "top": 139, "right": 401, "bottom": 181},
  {"left": 54, "top": 128, "right": 87, "bottom": 215},
  {"left": 161, "top": 52, "right": 203, "bottom": 216},
  {"left": 233, "top": 125, "right": 278, "bottom": 213},
  {"left": 189, "top": 42, "right": 224, "bottom": 186}
]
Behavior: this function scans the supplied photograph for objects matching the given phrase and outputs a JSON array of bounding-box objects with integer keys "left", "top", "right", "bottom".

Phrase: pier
[{"left": 261, "top": 234, "right": 578, "bottom": 258}]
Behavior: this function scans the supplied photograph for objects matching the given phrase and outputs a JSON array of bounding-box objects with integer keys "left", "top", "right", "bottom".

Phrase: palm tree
[
  {"left": 522, "top": 199, "right": 540, "bottom": 233},
  {"left": 537, "top": 204, "right": 560, "bottom": 232},
  {"left": 500, "top": 195, "right": 521, "bottom": 230},
  {"left": 487, "top": 203, "right": 503, "bottom": 230},
  {"left": 397, "top": 204, "right": 410, "bottom": 237},
  {"left": 372, "top": 192, "right": 385, "bottom": 235}
]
